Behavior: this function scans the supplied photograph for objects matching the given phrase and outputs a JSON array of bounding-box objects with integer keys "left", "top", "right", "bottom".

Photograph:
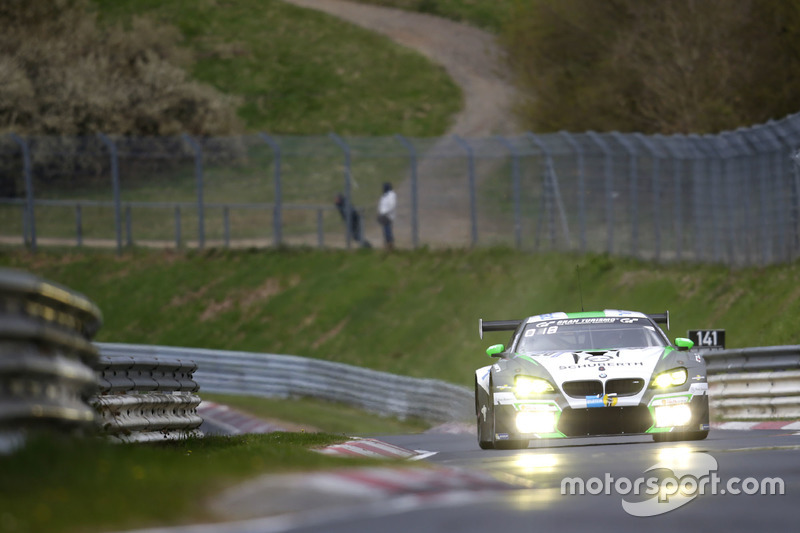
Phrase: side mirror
[
  {"left": 674, "top": 337, "right": 694, "bottom": 351},
  {"left": 486, "top": 344, "right": 505, "bottom": 358}
]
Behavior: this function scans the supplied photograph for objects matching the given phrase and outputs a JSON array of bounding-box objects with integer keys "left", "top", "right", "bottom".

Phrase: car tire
[{"left": 476, "top": 379, "right": 494, "bottom": 450}]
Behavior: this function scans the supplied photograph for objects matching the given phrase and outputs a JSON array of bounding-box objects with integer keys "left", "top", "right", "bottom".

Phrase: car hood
[{"left": 522, "top": 347, "right": 666, "bottom": 407}]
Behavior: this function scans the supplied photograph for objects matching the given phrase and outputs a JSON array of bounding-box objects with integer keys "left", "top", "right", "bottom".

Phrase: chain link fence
[{"left": 3, "top": 113, "right": 800, "bottom": 265}]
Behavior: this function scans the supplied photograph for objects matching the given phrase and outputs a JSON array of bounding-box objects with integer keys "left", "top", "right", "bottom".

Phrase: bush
[
  {"left": 502, "top": 0, "right": 800, "bottom": 134},
  {"left": 0, "top": 0, "right": 240, "bottom": 137}
]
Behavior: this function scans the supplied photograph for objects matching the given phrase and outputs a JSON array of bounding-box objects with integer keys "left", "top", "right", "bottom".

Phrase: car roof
[{"left": 525, "top": 310, "right": 649, "bottom": 324}]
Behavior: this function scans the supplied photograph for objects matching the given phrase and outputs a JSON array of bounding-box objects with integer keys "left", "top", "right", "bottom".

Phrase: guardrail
[
  {"left": 0, "top": 268, "right": 203, "bottom": 450},
  {"left": 91, "top": 355, "right": 203, "bottom": 442},
  {"left": 703, "top": 346, "right": 800, "bottom": 420},
  {"left": 96, "top": 343, "right": 474, "bottom": 423},
  {"left": 0, "top": 268, "right": 102, "bottom": 451}
]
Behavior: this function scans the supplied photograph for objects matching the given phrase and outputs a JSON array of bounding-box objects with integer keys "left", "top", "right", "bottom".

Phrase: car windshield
[{"left": 516, "top": 317, "right": 667, "bottom": 353}]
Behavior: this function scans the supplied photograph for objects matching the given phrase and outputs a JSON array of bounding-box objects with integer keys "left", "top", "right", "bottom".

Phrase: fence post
[
  {"left": 453, "top": 135, "right": 478, "bottom": 247},
  {"left": 724, "top": 132, "right": 757, "bottom": 265},
  {"left": 587, "top": 132, "right": 615, "bottom": 254},
  {"left": 527, "top": 133, "right": 571, "bottom": 250},
  {"left": 709, "top": 136, "right": 738, "bottom": 265},
  {"left": 739, "top": 130, "right": 772, "bottom": 265},
  {"left": 125, "top": 204, "right": 133, "bottom": 248},
  {"left": 395, "top": 135, "right": 419, "bottom": 249},
  {"left": 223, "top": 206, "right": 230, "bottom": 249},
  {"left": 97, "top": 133, "right": 122, "bottom": 255},
  {"left": 182, "top": 134, "right": 205, "bottom": 250},
  {"left": 329, "top": 133, "right": 353, "bottom": 249},
  {"left": 659, "top": 136, "right": 686, "bottom": 262},
  {"left": 9, "top": 134, "right": 35, "bottom": 252},
  {"left": 633, "top": 134, "right": 661, "bottom": 262},
  {"left": 610, "top": 132, "right": 640, "bottom": 257},
  {"left": 174, "top": 205, "right": 182, "bottom": 250},
  {"left": 559, "top": 132, "right": 586, "bottom": 253},
  {"left": 75, "top": 203, "right": 82, "bottom": 247},
  {"left": 769, "top": 121, "right": 800, "bottom": 259},
  {"left": 317, "top": 208, "right": 324, "bottom": 248},
  {"left": 496, "top": 136, "right": 521, "bottom": 249},
  {"left": 258, "top": 133, "right": 282, "bottom": 247}
]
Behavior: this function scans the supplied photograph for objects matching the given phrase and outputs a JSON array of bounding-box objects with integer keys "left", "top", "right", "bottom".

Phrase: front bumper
[{"left": 492, "top": 392, "right": 709, "bottom": 441}]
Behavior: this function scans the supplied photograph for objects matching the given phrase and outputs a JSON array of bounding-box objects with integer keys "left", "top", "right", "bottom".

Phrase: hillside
[{"left": 2, "top": 248, "right": 797, "bottom": 386}]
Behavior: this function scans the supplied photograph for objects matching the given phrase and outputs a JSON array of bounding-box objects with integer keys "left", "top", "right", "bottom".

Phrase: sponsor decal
[
  {"left": 560, "top": 361, "right": 644, "bottom": 370},
  {"left": 695, "top": 355, "right": 704, "bottom": 363},
  {"left": 496, "top": 433, "right": 509, "bottom": 440},
  {"left": 587, "top": 395, "right": 618, "bottom": 408},
  {"left": 691, "top": 374, "right": 705, "bottom": 381},
  {"left": 650, "top": 395, "right": 690, "bottom": 407}
]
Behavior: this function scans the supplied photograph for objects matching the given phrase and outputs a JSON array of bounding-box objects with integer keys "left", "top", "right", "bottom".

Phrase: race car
[{"left": 474, "top": 310, "right": 709, "bottom": 449}]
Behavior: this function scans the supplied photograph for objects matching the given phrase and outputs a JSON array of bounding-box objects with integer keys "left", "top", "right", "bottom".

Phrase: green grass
[
  {"left": 2, "top": 247, "right": 799, "bottom": 387},
  {"left": 89, "top": 0, "right": 461, "bottom": 136},
  {"left": 203, "top": 393, "right": 431, "bottom": 434},
  {"left": 352, "top": 0, "right": 517, "bottom": 32},
  {"left": 0, "top": 432, "right": 395, "bottom": 533}
]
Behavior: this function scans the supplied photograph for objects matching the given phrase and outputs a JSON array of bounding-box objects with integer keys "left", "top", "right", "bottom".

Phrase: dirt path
[{"left": 282, "top": 0, "right": 520, "bottom": 136}]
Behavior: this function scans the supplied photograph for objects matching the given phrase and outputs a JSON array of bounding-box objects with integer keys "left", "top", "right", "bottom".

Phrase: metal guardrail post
[
  {"left": 658, "top": 136, "right": 687, "bottom": 261},
  {"left": 329, "top": 133, "right": 353, "bottom": 249},
  {"left": 182, "top": 134, "right": 205, "bottom": 250},
  {"left": 174, "top": 205, "right": 182, "bottom": 249},
  {"left": 496, "top": 136, "right": 522, "bottom": 249},
  {"left": 559, "top": 132, "right": 586, "bottom": 253},
  {"left": 258, "top": 133, "right": 283, "bottom": 247},
  {"left": 9, "top": 134, "right": 35, "bottom": 251},
  {"left": 587, "top": 132, "right": 615, "bottom": 254},
  {"left": 611, "top": 132, "right": 640, "bottom": 257},
  {"left": 739, "top": 130, "right": 772, "bottom": 265},
  {"left": 0, "top": 269, "right": 103, "bottom": 449},
  {"left": 97, "top": 133, "right": 122, "bottom": 256},
  {"left": 75, "top": 204, "right": 83, "bottom": 247},
  {"left": 634, "top": 134, "right": 661, "bottom": 261},
  {"left": 395, "top": 135, "right": 419, "bottom": 249},
  {"left": 527, "top": 133, "right": 571, "bottom": 250},
  {"left": 453, "top": 135, "right": 479, "bottom": 247}
]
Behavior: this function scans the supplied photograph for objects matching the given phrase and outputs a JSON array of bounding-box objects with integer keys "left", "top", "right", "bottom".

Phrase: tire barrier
[
  {"left": 97, "top": 343, "right": 474, "bottom": 423},
  {"left": 704, "top": 346, "right": 800, "bottom": 420},
  {"left": 0, "top": 268, "right": 102, "bottom": 450},
  {"left": 91, "top": 355, "right": 203, "bottom": 442}
]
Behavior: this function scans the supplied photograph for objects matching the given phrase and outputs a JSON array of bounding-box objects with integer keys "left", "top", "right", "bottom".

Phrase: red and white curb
[
  {"left": 712, "top": 420, "right": 800, "bottom": 431},
  {"left": 315, "top": 438, "right": 434, "bottom": 460},
  {"left": 197, "top": 401, "right": 286, "bottom": 435}
]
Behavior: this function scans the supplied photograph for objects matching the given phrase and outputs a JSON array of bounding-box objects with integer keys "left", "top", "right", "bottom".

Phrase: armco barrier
[
  {"left": 0, "top": 268, "right": 102, "bottom": 446},
  {"left": 96, "top": 343, "right": 474, "bottom": 423},
  {"left": 91, "top": 355, "right": 203, "bottom": 442},
  {"left": 0, "top": 268, "right": 203, "bottom": 449},
  {"left": 704, "top": 346, "right": 800, "bottom": 420}
]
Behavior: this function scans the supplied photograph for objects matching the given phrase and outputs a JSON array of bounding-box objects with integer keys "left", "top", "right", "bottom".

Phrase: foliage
[
  {"left": 0, "top": 0, "right": 240, "bottom": 137},
  {"left": 90, "top": 0, "right": 461, "bottom": 136},
  {"left": 502, "top": 0, "right": 800, "bottom": 134}
]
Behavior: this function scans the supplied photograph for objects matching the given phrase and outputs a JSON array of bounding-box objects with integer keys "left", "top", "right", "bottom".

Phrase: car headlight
[
  {"left": 515, "top": 376, "right": 554, "bottom": 397},
  {"left": 652, "top": 368, "right": 688, "bottom": 388}
]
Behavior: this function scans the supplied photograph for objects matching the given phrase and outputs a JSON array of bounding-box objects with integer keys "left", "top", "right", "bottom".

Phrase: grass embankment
[
  {"left": 90, "top": 0, "right": 461, "bottom": 136},
  {"left": 203, "top": 393, "right": 430, "bottom": 435},
  {"left": 0, "top": 432, "right": 394, "bottom": 533},
  {"left": 2, "top": 247, "right": 799, "bottom": 387}
]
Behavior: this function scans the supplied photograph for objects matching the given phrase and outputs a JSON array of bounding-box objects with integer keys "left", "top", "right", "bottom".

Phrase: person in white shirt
[{"left": 377, "top": 182, "right": 397, "bottom": 250}]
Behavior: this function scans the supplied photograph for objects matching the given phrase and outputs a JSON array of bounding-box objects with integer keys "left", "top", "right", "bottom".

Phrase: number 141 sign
[{"left": 688, "top": 329, "right": 726, "bottom": 350}]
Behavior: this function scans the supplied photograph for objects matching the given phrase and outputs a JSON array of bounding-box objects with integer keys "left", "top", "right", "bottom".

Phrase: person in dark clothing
[{"left": 335, "top": 193, "right": 371, "bottom": 248}]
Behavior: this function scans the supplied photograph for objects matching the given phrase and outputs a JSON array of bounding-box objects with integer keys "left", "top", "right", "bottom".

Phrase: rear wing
[
  {"left": 479, "top": 311, "right": 670, "bottom": 339},
  {"left": 479, "top": 319, "right": 522, "bottom": 340},
  {"left": 647, "top": 311, "right": 670, "bottom": 331}
]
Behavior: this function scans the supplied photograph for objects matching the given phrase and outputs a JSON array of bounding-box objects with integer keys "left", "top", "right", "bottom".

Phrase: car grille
[
  {"left": 605, "top": 378, "right": 645, "bottom": 397},
  {"left": 557, "top": 405, "right": 653, "bottom": 436},
  {"left": 562, "top": 380, "right": 603, "bottom": 398}
]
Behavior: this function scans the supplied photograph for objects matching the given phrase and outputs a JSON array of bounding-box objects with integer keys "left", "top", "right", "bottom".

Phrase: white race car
[{"left": 475, "top": 310, "right": 709, "bottom": 449}]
